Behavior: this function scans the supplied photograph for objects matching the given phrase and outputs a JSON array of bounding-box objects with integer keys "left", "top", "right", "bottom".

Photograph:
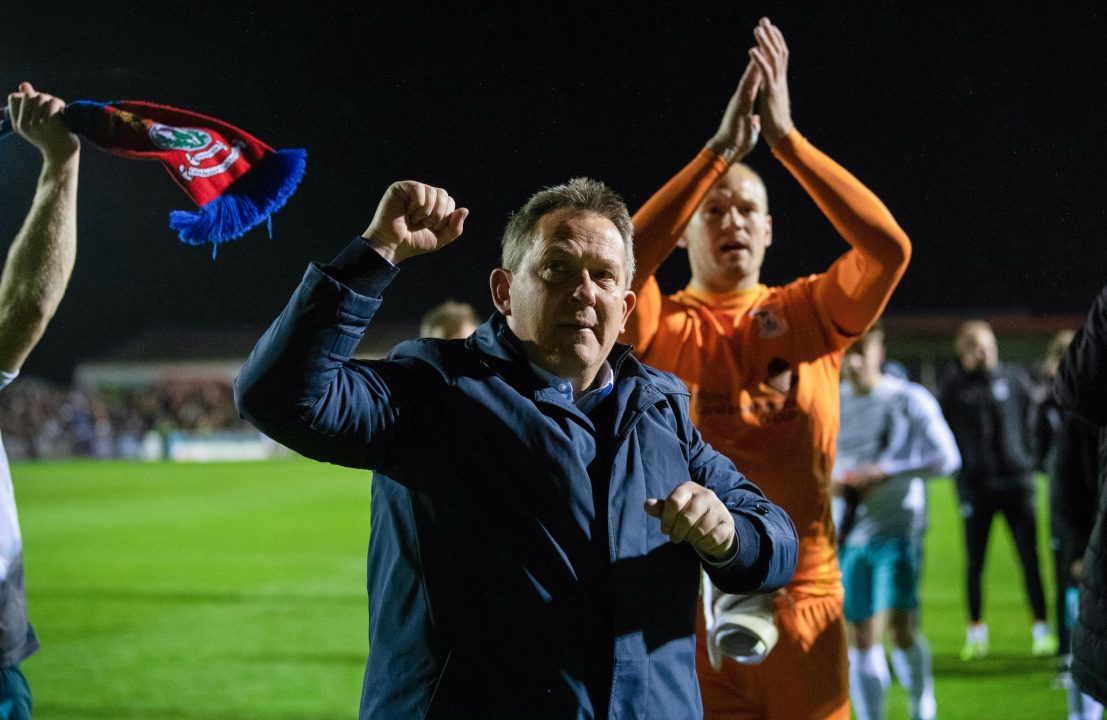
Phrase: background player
[
  {"left": 834, "top": 325, "right": 960, "bottom": 720},
  {"left": 624, "top": 17, "right": 911, "bottom": 720},
  {"left": 419, "top": 299, "right": 479, "bottom": 340}
]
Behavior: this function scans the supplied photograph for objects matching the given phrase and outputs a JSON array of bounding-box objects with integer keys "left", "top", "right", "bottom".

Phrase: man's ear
[
  {"left": 764, "top": 214, "right": 773, "bottom": 249},
  {"left": 620, "top": 290, "right": 637, "bottom": 330},
  {"left": 490, "top": 268, "right": 512, "bottom": 315}
]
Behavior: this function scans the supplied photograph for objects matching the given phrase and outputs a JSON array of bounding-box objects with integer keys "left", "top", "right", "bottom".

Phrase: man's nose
[
  {"left": 571, "top": 271, "right": 598, "bottom": 305},
  {"left": 721, "top": 206, "right": 744, "bottom": 229}
]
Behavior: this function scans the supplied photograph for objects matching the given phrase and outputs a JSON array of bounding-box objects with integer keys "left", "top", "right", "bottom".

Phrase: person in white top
[
  {"left": 0, "top": 82, "right": 80, "bottom": 719},
  {"left": 833, "top": 323, "right": 960, "bottom": 720}
]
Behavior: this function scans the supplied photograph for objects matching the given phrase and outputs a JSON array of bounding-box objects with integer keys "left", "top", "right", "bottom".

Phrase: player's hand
[
  {"left": 7, "top": 82, "right": 79, "bottom": 165},
  {"left": 362, "top": 181, "right": 468, "bottom": 264},
  {"left": 706, "top": 58, "right": 761, "bottom": 162},
  {"left": 749, "top": 18, "right": 794, "bottom": 147},
  {"left": 645, "top": 481, "right": 737, "bottom": 563},
  {"left": 841, "top": 464, "right": 887, "bottom": 491}
]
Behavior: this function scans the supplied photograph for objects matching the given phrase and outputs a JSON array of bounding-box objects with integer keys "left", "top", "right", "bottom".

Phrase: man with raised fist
[{"left": 235, "top": 177, "right": 797, "bottom": 718}]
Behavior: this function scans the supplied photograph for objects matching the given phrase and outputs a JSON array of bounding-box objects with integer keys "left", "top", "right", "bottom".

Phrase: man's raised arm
[
  {"left": 0, "top": 83, "right": 80, "bottom": 372},
  {"left": 234, "top": 181, "right": 466, "bottom": 469},
  {"left": 749, "top": 18, "right": 910, "bottom": 337},
  {"left": 624, "top": 58, "right": 761, "bottom": 348}
]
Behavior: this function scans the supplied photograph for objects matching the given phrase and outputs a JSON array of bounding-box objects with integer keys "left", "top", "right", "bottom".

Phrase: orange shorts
[{"left": 696, "top": 593, "right": 849, "bottom": 720}]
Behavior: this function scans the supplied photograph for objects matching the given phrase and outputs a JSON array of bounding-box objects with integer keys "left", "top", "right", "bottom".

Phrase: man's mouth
[{"left": 719, "top": 238, "right": 749, "bottom": 253}]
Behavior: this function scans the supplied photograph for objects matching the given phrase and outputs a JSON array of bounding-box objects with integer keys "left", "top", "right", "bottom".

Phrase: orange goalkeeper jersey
[{"left": 626, "top": 130, "right": 911, "bottom": 598}]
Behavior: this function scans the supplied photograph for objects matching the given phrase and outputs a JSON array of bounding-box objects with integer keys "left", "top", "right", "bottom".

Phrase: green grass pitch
[{"left": 13, "top": 458, "right": 1067, "bottom": 719}]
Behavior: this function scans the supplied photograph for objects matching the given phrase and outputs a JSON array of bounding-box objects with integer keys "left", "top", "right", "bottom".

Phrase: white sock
[
  {"left": 891, "top": 637, "right": 936, "bottom": 720},
  {"left": 849, "top": 646, "right": 890, "bottom": 720},
  {"left": 968, "top": 623, "right": 988, "bottom": 644},
  {"left": 1033, "top": 620, "right": 1051, "bottom": 641}
]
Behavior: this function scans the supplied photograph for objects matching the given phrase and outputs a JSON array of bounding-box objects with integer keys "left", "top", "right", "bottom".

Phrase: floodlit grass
[
  {"left": 17, "top": 457, "right": 371, "bottom": 720},
  {"left": 890, "top": 476, "right": 1065, "bottom": 720},
  {"left": 13, "top": 459, "right": 1066, "bottom": 719}
]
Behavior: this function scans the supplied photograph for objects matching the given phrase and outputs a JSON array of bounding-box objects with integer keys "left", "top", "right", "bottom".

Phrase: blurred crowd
[{"left": 0, "top": 377, "right": 248, "bottom": 461}]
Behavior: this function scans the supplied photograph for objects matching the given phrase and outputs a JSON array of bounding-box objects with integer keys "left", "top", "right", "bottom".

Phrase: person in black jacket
[
  {"left": 1033, "top": 333, "right": 1098, "bottom": 677},
  {"left": 1054, "top": 283, "right": 1107, "bottom": 707},
  {"left": 938, "top": 320, "right": 1054, "bottom": 660}
]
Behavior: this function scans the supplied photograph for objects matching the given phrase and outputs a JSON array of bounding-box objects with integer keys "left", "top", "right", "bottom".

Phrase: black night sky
[{"left": 2, "top": 3, "right": 1106, "bottom": 381}]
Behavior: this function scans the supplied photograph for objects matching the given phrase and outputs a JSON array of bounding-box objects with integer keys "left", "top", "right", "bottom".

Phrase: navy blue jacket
[{"left": 235, "top": 241, "right": 798, "bottom": 719}]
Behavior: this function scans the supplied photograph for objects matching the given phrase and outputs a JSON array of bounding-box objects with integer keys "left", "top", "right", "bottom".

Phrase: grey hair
[{"left": 501, "top": 177, "right": 635, "bottom": 288}]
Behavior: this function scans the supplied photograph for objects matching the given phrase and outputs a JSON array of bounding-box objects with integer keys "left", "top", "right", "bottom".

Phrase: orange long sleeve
[
  {"left": 626, "top": 148, "right": 729, "bottom": 350},
  {"left": 771, "top": 131, "right": 911, "bottom": 337}
]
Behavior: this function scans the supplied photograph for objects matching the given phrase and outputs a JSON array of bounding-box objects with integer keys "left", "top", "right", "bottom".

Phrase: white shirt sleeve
[{"left": 877, "top": 382, "right": 961, "bottom": 479}]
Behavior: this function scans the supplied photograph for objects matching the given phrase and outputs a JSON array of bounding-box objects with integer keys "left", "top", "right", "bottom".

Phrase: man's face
[
  {"left": 492, "top": 210, "right": 636, "bottom": 384},
  {"left": 680, "top": 165, "right": 772, "bottom": 292},
  {"left": 959, "top": 327, "right": 999, "bottom": 372},
  {"left": 842, "top": 336, "right": 884, "bottom": 393}
]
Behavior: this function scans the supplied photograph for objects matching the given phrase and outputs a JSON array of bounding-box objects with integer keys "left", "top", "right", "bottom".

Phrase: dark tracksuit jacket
[{"left": 939, "top": 362, "right": 1036, "bottom": 498}]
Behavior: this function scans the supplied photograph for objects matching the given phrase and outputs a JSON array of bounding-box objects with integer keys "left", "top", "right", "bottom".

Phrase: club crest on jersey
[
  {"left": 149, "top": 123, "right": 213, "bottom": 151},
  {"left": 750, "top": 304, "right": 788, "bottom": 339}
]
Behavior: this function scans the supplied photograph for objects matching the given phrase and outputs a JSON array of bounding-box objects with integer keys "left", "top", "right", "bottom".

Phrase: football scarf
[{"left": 2, "top": 99, "right": 306, "bottom": 257}]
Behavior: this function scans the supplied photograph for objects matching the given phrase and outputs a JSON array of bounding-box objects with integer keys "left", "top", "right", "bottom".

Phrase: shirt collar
[{"left": 530, "top": 361, "right": 615, "bottom": 413}]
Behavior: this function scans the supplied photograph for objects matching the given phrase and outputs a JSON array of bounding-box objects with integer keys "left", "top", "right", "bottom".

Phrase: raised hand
[
  {"left": 6, "top": 82, "right": 79, "bottom": 165},
  {"left": 749, "top": 17, "right": 794, "bottom": 147},
  {"left": 645, "top": 481, "right": 737, "bottom": 563},
  {"left": 707, "top": 58, "right": 762, "bottom": 163},
  {"left": 362, "top": 181, "right": 468, "bottom": 264}
]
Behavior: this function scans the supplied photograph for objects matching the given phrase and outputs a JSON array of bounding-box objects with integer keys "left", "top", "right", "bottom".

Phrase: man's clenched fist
[
  {"left": 362, "top": 181, "right": 468, "bottom": 264},
  {"left": 645, "top": 481, "right": 737, "bottom": 563}
]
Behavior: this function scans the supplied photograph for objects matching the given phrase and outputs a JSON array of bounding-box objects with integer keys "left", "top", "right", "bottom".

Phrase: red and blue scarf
[{"left": 2, "top": 99, "right": 306, "bottom": 257}]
